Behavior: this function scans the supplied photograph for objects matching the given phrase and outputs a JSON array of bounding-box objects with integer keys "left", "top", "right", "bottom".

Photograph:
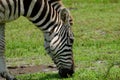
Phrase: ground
[{"left": 0, "top": 64, "right": 57, "bottom": 80}]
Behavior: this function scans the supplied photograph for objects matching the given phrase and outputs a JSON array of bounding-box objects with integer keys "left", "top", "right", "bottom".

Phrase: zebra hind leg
[{"left": 0, "top": 24, "right": 17, "bottom": 80}]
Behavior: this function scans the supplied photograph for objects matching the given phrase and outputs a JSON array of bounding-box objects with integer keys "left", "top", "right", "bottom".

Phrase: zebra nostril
[{"left": 59, "top": 68, "right": 74, "bottom": 78}]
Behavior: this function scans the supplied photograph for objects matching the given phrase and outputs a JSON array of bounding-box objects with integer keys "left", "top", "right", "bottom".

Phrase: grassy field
[{"left": 5, "top": 0, "right": 120, "bottom": 80}]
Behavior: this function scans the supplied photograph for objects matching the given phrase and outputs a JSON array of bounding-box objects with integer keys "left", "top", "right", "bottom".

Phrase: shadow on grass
[
  {"left": 38, "top": 73, "right": 74, "bottom": 80},
  {"left": 17, "top": 73, "right": 62, "bottom": 80},
  {"left": 38, "top": 73, "right": 61, "bottom": 80}
]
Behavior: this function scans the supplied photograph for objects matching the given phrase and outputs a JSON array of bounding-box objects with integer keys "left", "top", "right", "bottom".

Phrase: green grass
[{"left": 5, "top": 0, "right": 120, "bottom": 80}]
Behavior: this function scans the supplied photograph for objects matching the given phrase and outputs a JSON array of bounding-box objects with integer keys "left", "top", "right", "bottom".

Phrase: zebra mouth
[{"left": 58, "top": 68, "right": 74, "bottom": 78}]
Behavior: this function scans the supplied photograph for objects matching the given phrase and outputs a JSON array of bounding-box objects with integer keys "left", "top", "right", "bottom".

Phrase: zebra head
[
  {"left": 44, "top": 8, "right": 74, "bottom": 78},
  {"left": 58, "top": 8, "right": 74, "bottom": 78}
]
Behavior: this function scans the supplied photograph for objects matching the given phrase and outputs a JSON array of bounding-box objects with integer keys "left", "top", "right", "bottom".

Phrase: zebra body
[{"left": 0, "top": 0, "right": 74, "bottom": 79}]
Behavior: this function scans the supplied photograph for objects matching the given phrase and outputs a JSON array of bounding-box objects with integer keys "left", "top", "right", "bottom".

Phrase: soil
[{"left": 0, "top": 65, "right": 57, "bottom": 80}]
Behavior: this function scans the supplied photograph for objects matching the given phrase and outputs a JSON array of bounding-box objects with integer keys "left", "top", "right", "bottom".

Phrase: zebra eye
[
  {"left": 67, "top": 36, "right": 74, "bottom": 46},
  {"left": 69, "top": 38, "right": 74, "bottom": 44},
  {"left": 68, "top": 28, "right": 74, "bottom": 44}
]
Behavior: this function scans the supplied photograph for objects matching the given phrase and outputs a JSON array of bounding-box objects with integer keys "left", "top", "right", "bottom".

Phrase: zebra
[{"left": 0, "top": 0, "right": 74, "bottom": 80}]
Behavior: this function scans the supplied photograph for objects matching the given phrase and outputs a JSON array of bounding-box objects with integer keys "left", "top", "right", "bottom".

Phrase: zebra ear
[{"left": 60, "top": 8, "right": 70, "bottom": 26}]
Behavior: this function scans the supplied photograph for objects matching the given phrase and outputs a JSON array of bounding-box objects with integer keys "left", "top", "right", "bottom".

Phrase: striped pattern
[
  {"left": 0, "top": 0, "right": 74, "bottom": 79},
  {"left": 45, "top": 0, "right": 74, "bottom": 69},
  {"left": 48, "top": 0, "right": 73, "bottom": 25}
]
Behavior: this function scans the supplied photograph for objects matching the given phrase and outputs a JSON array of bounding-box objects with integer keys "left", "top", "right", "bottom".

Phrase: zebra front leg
[{"left": 0, "top": 24, "right": 17, "bottom": 80}]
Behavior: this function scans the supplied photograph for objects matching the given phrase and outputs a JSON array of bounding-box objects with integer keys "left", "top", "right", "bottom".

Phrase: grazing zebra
[{"left": 0, "top": 0, "right": 74, "bottom": 80}]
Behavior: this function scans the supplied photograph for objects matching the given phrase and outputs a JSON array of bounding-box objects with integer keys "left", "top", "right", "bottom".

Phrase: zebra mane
[{"left": 48, "top": 0, "right": 74, "bottom": 26}]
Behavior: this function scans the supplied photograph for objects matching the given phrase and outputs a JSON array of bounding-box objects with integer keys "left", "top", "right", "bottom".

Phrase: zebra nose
[{"left": 58, "top": 68, "right": 74, "bottom": 78}]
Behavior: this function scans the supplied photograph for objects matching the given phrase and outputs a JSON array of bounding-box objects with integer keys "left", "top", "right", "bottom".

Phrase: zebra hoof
[
  {"left": 0, "top": 72, "right": 17, "bottom": 80},
  {"left": 6, "top": 77, "right": 17, "bottom": 80},
  {"left": 59, "top": 68, "right": 74, "bottom": 78}
]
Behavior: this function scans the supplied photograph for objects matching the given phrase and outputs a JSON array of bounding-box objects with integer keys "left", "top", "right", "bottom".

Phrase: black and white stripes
[{"left": 0, "top": 0, "right": 74, "bottom": 79}]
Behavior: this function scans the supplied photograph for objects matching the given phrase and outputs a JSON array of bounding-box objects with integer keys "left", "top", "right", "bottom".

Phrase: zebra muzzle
[{"left": 58, "top": 68, "right": 74, "bottom": 78}]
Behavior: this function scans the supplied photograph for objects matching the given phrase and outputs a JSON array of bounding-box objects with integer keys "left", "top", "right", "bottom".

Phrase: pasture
[{"left": 3, "top": 0, "right": 120, "bottom": 80}]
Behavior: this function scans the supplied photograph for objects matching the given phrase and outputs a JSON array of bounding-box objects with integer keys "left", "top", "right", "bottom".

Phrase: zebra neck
[{"left": 22, "top": 0, "right": 62, "bottom": 33}]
